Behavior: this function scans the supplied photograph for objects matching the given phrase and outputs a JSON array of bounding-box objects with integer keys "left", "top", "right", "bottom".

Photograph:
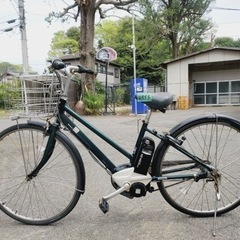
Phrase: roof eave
[{"left": 162, "top": 47, "right": 240, "bottom": 66}]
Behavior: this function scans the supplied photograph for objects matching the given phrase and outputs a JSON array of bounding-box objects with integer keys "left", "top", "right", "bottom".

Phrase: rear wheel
[
  {"left": 153, "top": 115, "right": 240, "bottom": 217},
  {"left": 0, "top": 123, "right": 84, "bottom": 225}
]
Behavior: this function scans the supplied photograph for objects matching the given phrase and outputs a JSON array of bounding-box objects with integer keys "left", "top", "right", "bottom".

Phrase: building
[
  {"left": 0, "top": 71, "right": 20, "bottom": 82},
  {"left": 60, "top": 52, "right": 121, "bottom": 86},
  {"left": 162, "top": 47, "right": 240, "bottom": 108}
]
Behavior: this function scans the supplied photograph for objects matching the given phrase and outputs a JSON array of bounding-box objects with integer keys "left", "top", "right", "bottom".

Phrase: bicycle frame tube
[
  {"left": 131, "top": 118, "right": 152, "bottom": 165},
  {"left": 145, "top": 122, "right": 214, "bottom": 172},
  {"left": 57, "top": 98, "right": 213, "bottom": 177},
  {"left": 58, "top": 100, "right": 134, "bottom": 173},
  {"left": 163, "top": 134, "right": 214, "bottom": 171}
]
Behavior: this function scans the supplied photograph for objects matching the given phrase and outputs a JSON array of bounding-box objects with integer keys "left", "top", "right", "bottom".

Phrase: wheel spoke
[
  {"left": 157, "top": 117, "right": 240, "bottom": 217},
  {"left": 0, "top": 124, "right": 83, "bottom": 224}
]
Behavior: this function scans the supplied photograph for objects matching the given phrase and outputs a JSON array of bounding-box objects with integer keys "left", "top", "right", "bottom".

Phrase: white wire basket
[{"left": 4, "top": 73, "right": 63, "bottom": 119}]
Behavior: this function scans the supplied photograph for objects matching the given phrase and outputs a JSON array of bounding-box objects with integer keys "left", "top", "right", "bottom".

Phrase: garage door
[{"left": 194, "top": 80, "right": 240, "bottom": 105}]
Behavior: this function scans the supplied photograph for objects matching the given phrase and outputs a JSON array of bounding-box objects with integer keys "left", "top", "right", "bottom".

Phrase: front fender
[
  {"left": 27, "top": 120, "right": 86, "bottom": 192},
  {"left": 27, "top": 120, "right": 47, "bottom": 128}
]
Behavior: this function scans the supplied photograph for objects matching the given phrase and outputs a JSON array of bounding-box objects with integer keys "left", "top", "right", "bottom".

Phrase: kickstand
[{"left": 212, "top": 186, "right": 221, "bottom": 236}]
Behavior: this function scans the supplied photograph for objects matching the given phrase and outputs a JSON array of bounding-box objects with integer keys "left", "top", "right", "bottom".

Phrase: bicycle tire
[
  {"left": 152, "top": 114, "right": 240, "bottom": 217},
  {"left": 0, "top": 123, "right": 85, "bottom": 225}
]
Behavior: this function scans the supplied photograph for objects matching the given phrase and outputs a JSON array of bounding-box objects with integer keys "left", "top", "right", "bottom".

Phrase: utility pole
[
  {"left": 132, "top": 15, "right": 137, "bottom": 115},
  {"left": 18, "top": 0, "right": 29, "bottom": 74}
]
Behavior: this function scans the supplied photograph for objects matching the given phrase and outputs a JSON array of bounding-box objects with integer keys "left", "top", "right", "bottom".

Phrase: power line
[
  {"left": 0, "top": 18, "right": 17, "bottom": 24},
  {"left": 0, "top": 24, "right": 19, "bottom": 32},
  {"left": 0, "top": 17, "right": 19, "bottom": 33},
  {"left": 9, "top": 0, "right": 18, "bottom": 14},
  {"left": 212, "top": 7, "right": 240, "bottom": 11}
]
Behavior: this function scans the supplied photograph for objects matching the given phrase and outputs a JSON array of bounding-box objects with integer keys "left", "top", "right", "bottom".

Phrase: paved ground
[{"left": 0, "top": 106, "right": 240, "bottom": 240}]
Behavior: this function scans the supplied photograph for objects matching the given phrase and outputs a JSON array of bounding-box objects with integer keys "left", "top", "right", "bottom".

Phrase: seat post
[{"left": 144, "top": 109, "right": 152, "bottom": 124}]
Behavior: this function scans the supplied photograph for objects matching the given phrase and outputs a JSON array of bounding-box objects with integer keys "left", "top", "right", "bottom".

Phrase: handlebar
[
  {"left": 48, "top": 59, "right": 95, "bottom": 96},
  {"left": 50, "top": 59, "right": 95, "bottom": 75},
  {"left": 51, "top": 59, "right": 66, "bottom": 70}
]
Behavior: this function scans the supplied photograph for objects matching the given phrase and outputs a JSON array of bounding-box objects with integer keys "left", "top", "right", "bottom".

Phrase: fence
[
  {"left": 2, "top": 75, "right": 164, "bottom": 116},
  {"left": 104, "top": 84, "right": 163, "bottom": 113}
]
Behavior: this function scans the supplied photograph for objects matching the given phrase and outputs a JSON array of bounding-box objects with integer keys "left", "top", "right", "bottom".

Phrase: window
[
  {"left": 219, "top": 82, "right": 229, "bottom": 93},
  {"left": 231, "top": 93, "right": 240, "bottom": 104},
  {"left": 194, "top": 83, "right": 204, "bottom": 93},
  {"left": 206, "top": 82, "right": 217, "bottom": 93},
  {"left": 231, "top": 81, "right": 240, "bottom": 104},
  {"left": 114, "top": 68, "right": 119, "bottom": 78},
  {"left": 95, "top": 63, "right": 99, "bottom": 72},
  {"left": 206, "top": 95, "right": 217, "bottom": 104},
  {"left": 194, "top": 95, "right": 205, "bottom": 104},
  {"left": 231, "top": 81, "right": 240, "bottom": 92},
  {"left": 194, "top": 81, "right": 240, "bottom": 105},
  {"left": 194, "top": 83, "right": 205, "bottom": 104},
  {"left": 99, "top": 64, "right": 106, "bottom": 74},
  {"left": 206, "top": 82, "right": 217, "bottom": 104},
  {"left": 219, "top": 82, "right": 229, "bottom": 104}
]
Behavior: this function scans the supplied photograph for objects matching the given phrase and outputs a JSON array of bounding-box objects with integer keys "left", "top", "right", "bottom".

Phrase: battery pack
[{"left": 134, "top": 137, "right": 155, "bottom": 175}]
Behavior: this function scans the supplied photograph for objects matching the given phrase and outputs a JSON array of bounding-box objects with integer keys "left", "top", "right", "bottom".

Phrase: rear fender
[
  {"left": 151, "top": 113, "right": 240, "bottom": 176},
  {"left": 168, "top": 113, "right": 240, "bottom": 135}
]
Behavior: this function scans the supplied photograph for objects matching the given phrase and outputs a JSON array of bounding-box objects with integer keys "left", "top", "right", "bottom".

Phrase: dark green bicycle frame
[
  {"left": 58, "top": 98, "right": 139, "bottom": 173},
  {"left": 51, "top": 98, "right": 212, "bottom": 179}
]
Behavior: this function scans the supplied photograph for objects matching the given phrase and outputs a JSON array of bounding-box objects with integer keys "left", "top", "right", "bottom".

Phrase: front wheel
[
  {"left": 0, "top": 123, "right": 85, "bottom": 225},
  {"left": 152, "top": 114, "right": 240, "bottom": 217}
]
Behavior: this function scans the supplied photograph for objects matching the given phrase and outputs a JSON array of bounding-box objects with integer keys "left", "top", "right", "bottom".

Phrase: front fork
[{"left": 26, "top": 122, "right": 58, "bottom": 180}]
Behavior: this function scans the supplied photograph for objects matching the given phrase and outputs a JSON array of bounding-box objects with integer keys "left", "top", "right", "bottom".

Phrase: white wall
[
  {"left": 167, "top": 60, "right": 189, "bottom": 97},
  {"left": 167, "top": 49, "right": 240, "bottom": 101},
  {"left": 96, "top": 64, "right": 120, "bottom": 86},
  {"left": 192, "top": 69, "right": 240, "bottom": 82}
]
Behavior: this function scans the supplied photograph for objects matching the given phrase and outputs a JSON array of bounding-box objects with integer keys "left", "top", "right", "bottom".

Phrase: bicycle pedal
[{"left": 99, "top": 198, "right": 109, "bottom": 214}]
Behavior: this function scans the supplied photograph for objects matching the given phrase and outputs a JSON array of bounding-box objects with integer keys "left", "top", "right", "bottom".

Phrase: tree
[
  {"left": 48, "top": 30, "right": 79, "bottom": 57},
  {"left": 139, "top": 0, "right": 214, "bottom": 58},
  {"left": 66, "top": 26, "right": 80, "bottom": 42},
  {"left": 95, "top": 9, "right": 172, "bottom": 84},
  {"left": 214, "top": 37, "right": 240, "bottom": 48},
  {"left": 46, "top": 0, "right": 138, "bottom": 92},
  {"left": 96, "top": 18, "right": 133, "bottom": 81},
  {"left": 96, "top": 17, "right": 171, "bottom": 85},
  {"left": 0, "top": 62, "right": 23, "bottom": 74}
]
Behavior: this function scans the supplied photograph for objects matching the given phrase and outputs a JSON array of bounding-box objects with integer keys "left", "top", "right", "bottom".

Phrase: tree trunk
[
  {"left": 170, "top": 32, "right": 179, "bottom": 59},
  {"left": 79, "top": 0, "right": 96, "bottom": 92}
]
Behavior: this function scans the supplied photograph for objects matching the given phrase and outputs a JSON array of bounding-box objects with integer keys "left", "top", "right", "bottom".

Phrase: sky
[{"left": 1, "top": 0, "right": 240, "bottom": 74}]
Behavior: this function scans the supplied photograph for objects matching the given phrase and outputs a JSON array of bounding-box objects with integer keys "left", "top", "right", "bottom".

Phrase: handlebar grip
[
  {"left": 77, "top": 65, "right": 95, "bottom": 74},
  {"left": 52, "top": 59, "right": 65, "bottom": 70}
]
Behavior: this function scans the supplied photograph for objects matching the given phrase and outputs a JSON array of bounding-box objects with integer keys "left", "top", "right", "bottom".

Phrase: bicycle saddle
[{"left": 135, "top": 92, "right": 173, "bottom": 112}]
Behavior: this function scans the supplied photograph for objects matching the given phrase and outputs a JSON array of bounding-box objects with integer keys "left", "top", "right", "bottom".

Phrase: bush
[
  {"left": 0, "top": 81, "right": 22, "bottom": 109},
  {"left": 83, "top": 91, "right": 104, "bottom": 115},
  {"left": 114, "top": 87, "right": 125, "bottom": 106},
  {"left": 114, "top": 85, "right": 130, "bottom": 105}
]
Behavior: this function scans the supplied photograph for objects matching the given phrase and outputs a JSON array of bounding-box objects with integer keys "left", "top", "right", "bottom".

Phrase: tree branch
[
  {"left": 95, "top": 0, "right": 137, "bottom": 9},
  {"left": 97, "top": 5, "right": 106, "bottom": 19},
  {"left": 59, "top": 2, "right": 78, "bottom": 17}
]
